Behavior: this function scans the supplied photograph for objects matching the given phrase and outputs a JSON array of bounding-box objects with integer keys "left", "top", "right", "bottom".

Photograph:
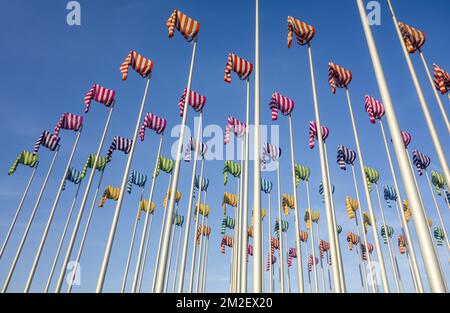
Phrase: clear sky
[{"left": 0, "top": 0, "right": 448, "bottom": 293}]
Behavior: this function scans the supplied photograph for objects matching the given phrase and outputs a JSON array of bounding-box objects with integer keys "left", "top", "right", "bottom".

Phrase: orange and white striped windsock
[
  {"left": 434, "top": 64, "right": 450, "bottom": 95},
  {"left": 120, "top": 50, "right": 154, "bottom": 81},
  {"left": 398, "top": 22, "right": 426, "bottom": 54},
  {"left": 287, "top": 16, "right": 316, "bottom": 48},
  {"left": 224, "top": 53, "right": 253, "bottom": 83},
  {"left": 166, "top": 9, "right": 200, "bottom": 42},
  {"left": 328, "top": 62, "right": 353, "bottom": 94}
]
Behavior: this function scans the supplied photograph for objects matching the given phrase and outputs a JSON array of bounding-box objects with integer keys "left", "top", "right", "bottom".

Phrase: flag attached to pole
[
  {"left": 309, "top": 121, "right": 330, "bottom": 149},
  {"left": 225, "top": 116, "right": 246, "bottom": 144},
  {"left": 33, "top": 131, "right": 60, "bottom": 155},
  {"left": 412, "top": 150, "right": 431, "bottom": 176},
  {"left": 106, "top": 136, "right": 133, "bottom": 162},
  {"left": 98, "top": 185, "right": 120, "bottom": 208},
  {"left": 54, "top": 113, "right": 83, "bottom": 136},
  {"left": 337, "top": 145, "right": 356, "bottom": 171},
  {"left": 433, "top": 64, "right": 450, "bottom": 95},
  {"left": 269, "top": 92, "right": 295, "bottom": 121},
  {"left": 184, "top": 137, "right": 207, "bottom": 162},
  {"left": 120, "top": 50, "right": 154, "bottom": 81},
  {"left": 8, "top": 151, "right": 38, "bottom": 175},
  {"left": 398, "top": 22, "right": 426, "bottom": 54},
  {"left": 178, "top": 88, "right": 206, "bottom": 117},
  {"left": 365, "top": 95, "right": 385, "bottom": 124},
  {"left": 224, "top": 53, "right": 253, "bottom": 83},
  {"left": 83, "top": 84, "right": 116, "bottom": 113},
  {"left": 166, "top": 10, "right": 200, "bottom": 42},
  {"left": 139, "top": 113, "right": 167, "bottom": 140},
  {"left": 287, "top": 16, "right": 316, "bottom": 47},
  {"left": 328, "top": 62, "right": 353, "bottom": 94}
]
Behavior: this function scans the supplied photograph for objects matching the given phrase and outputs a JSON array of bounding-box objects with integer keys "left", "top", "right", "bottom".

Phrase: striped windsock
[
  {"left": 106, "top": 136, "right": 133, "bottom": 162},
  {"left": 381, "top": 225, "right": 395, "bottom": 244},
  {"left": 383, "top": 185, "right": 398, "bottom": 208},
  {"left": 220, "top": 216, "right": 235, "bottom": 234},
  {"left": 173, "top": 214, "right": 184, "bottom": 227},
  {"left": 287, "top": 16, "right": 315, "bottom": 48},
  {"left": 398, "top": 22, "right": 426, "bottom": 54},
  {"left": 274, "top": 220, "right": 289, "bottom": 238},
  {"left": 195, "top": 203, "right": 211, "bottom": 218},
  {"left": 346, "top": 196, "right": 359, "bottom": 220},
  {"left": 184, "top": 137, "right": 208, "bottom": 162},
  {"left": 364, "top": 95, "right": 385, "bottom": 124},
  {"left": 98, "top": 186, "right": 120, "bottom": 208},
  {"left": 33, "top": 131, "right": 60, "bottom": 154},
  {"left": 83, "top": 83, "right": 115, "bottom": 113},
  {"left": 138, "top": 199, "right": 156, "bottom": 220},
  {"left": 433, "top": 64, "right": 450, "bottom": 95},
  {"left": 434, "top": 227, "right": 445, "bottom": 246},
  {"left": 9, "top": 151, "right": 38, "bottom": 175},
  {"left": 398, "top": 235, "right": 407, "bottom": 254},
  {"left": 269, "top": 92, "right": 295, "bottom": 121},
  {"left": 120, "top": 50, "right": 154, "bottom": 80},
  {"left": 346, "top": 232, "right": 360, "bottom": 251},
  {"left": 163, "top": 190, "right": 182, "bottom": 208},
  {"left": 361, "top": 243, "right": 374, "bottom": 261},
  {"left": 261, "top": 143, "right": 282, "bottom": 169},
  {"left": 299, "top": 230, "right": 308, "bottom": 243},
  {"left": 196, "top": 225, "right": 212, "bottom": 244},
  {"left": 194, "top": 175, "right": 209, "bottom": 192},
  {"left": 431, "top": 171, "right": 446, "bottom": 196},
  {"left": 287, "top": 247, "right": 297, "bottom": 267},
  {"left": 337, "top": 145, "right": 356, "bottom": 170},
  {"left": 166, "top": 9, "right": 200, "bottom": 42},
  {"left": 319, "top": 181, "right": 335, "bottom": 203},
  {"left": 295, "top": 164, "right": 310, "bottom": 185},
  {"left": 282, "top": 194, "right": 295, "bottom": 216},
  {"left": 412, "top": 150, "right": 431, "bottom": 176},
  {"left": 220, "top": 235, "right": 233, "bottom": 254},
  {"left": 54, "top": 113, "right": 83, "bottom": 137},
  {"left": 223, "top": 160, "right": 241, "bottom": 185},
  {"left": 336, "top": 225, "right": 343, "bottom": 235},
  {"left": 222, "top": 192, "right": 238, "bottom": 215},
  {"left": 63, "top": 167, "right": 83, "bottom": 190},
  {"left": 402, "top": 200, "right": 411, "bottom": 223},
  {"left": 266, "top": 254, "right": 277, "bottom": 272},
  {"left": 224, "top": 116, "right": 246, "bottom": 144},
  {"left": 261, "top": 178, "right": 273, "bottom": 194},
  {"left": 308, "top": 255, "right": 318, "bottom": 272},
  {"left": 81, "top": 154, "right": 108, "bottom": 176},
  {"left": 304, "top": 209, "right": 320, "bottom": 229},
  {"left": 309, "top": 121, "right": 330, "bottom": 149},
  {"left": 224, "top": 53, "right": 253, "bottom": 83},
  {"left": 319, "top": 240, "right": 330, "bottom": 259},
  {"left": 328, "top": 62, "right": 353, "bottom": 94},
  {"left": 363, "top": 212, "right": 372, "bottom": 234},
  {"left": 126, "top": 170, "right": 147, "bottom": 194},
  {"left": 179, "top": 88, "right": 207, "bottom": 117},
  {"left": 400, "top": 131, "right": 412, "bottom": 148},
  {"left": 155, "top": 156, "right": 174, "bottom": 177},
  {"left": 139, "top": 113, "right": 167, "bottom": 140}
]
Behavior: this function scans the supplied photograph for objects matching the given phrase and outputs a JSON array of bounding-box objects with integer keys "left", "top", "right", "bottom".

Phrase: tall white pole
[
  {"left": 137, "top": 214, "right": 154, "bottom": 292},
  {"left": 172, "top": 222, "right": 184, "bottom": 292},
  {"left": 131, "top": 134, "right": 164, "bottom": 292},
  {"left": 276, "top": 162, "right": 285, "bottom": 293},
  {"left": 3, "top": 146, "right": 60, "bottom": 292},
  {"left": 267, "top": 193, "right": 273, "bottom": 293},
  {"left": 253, "top": 0, "right": 262, "bottom": 293},
  {"left": 25, "top": 128, "right": 83, "bottom": 292},
  {"left": 195, "top": 213, "right": 206, "bottom": 292},
  {"left": 284, "top": 231, "right": 291, "bottom": 293},
  {"left": 0, "top": 164, "right": 38, "bottom": 259},
  {"left": 315, "top": 223, "right": 326, "bottom": 293},
  {"left": 176, "top": 112, "right": 203, "bottom": 293},
  {"left": 386, "top": 0, "right": 450, "bottom": 188},
  {"left": 307, "top": 44, "right": 342, "bottom": 293},
  {"left": 305, "top": 182, "right": 319, "bottom": 293},
  {"left": 164, "top": 212, "right": 177, "bottom": 291},
  {"left": 201, "top": 226, "right": 209, "bottom": 293},
  {"left": 55, "top": 105, "right": 114, "bottom": 292},
  {"left": 356, "top": 0, "right": 447, "bottom": 292},
  {"left": 156, "top": 38, "right": 198, "bottom": 293}
]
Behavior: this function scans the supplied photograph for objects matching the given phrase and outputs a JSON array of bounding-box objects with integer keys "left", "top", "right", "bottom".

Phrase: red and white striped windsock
[
  {"left": 328, "top": 62, "right": 353, "bottom": 94},
  {"left": 319, "top": 240, "right": 330, "bottom": 259},
  {"left": 287, "top": 247, "right": 297, "bottom": 267},
  {"left": 400, "top": 131, "right": 412, "bottom": 148},
  {"left": 184, "top": 137, "right": 208, "bottom": 162},
  {"left": 365, "top": 95, "right": 385, "bottom": 124},
  {"left": 54, "top": 113, "right": 83, "bottom": 137},
  {"left": 166, "top": 9, "right": 200, "bottom": 42},
  {"left": 287, "top": 16, "right": 316, "bottom": 48},
  {"left": 269, "top": 92, "right": 295, "bottom": 121},
  {"left": 33, "top": 130, "right": 60, "bottom": 155},
  {"left": 309, "top": 121, "right": 330, "bottom": 149},
  {"left": 398, "top": 22, "right": 426, "bottom": 54},
  {"left": 139, "top": 112, "right": 167, "bottom": 141},
  {"left": 120, "top": 50, "right": 154, "bottom": 81},
  {"left": 224, "top": 116, "right": 246, "bottom": 144},
  {"left": 220, "top": 235, "right": 233, "bottom": 254},
  {"left": 179, "top": 88, "right": 207, "bottom": 117},
  {"left": 224, "top": 53, "right": 253, "bottom": 83},
  {"left": 434, "top": 64, "right": 450, "bottom": 95},
  {"left": 83, "top": 83, "right": 116, "bottom": 113},
  {"left": 106, "top": 136, "right": 133, "bottom": 162}
]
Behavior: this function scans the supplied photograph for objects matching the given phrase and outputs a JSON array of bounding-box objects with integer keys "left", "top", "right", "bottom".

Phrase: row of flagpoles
[{"left": 1, "top": 0, "right": 449, "bottom": 293}]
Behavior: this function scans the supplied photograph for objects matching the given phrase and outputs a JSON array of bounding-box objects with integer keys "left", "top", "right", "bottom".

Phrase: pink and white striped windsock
[
  {"left": 54, "top": 113, "right": 83, "bottom": 137},
  {"left": 261, "top": 143, "right": 282, "bottom": 169},
  {"left": 365, "top": 95, "right": 385, "bottom": 124},
  {"left": 178, "top": 88, "right": 207, "bottom": 117},
  {"left": 139, "top": 112, "right": 167, "bottom": 141},
  {"left": 269, "top": 92, "right": 295, "bottom": 121},
  {"left": 84, "top": 83, "right": 116, "bottom": 113},
  {"left": 319, "top": 240, "right": 330, "bottom": 259},
  {"left": 328, "top": 62, "right": 353, "bottom": 94},
  {"left": 400, "top": 131, "right": 412, "bottom": 148},
  {"left": 224, "top": 53, "right": 253, "bottom": 83},
  {"left": 287, "top": 247, "right": 297, "bottom": 267},
  {"left": 308, "top": 255, "right": 318, "bottom": 272},
  {"left": 224, "top": 116, "right": 246, "bottom": 144},
  {"left": 120, "top": 50, "right": 154, "bottom": 81},
  {"left": 106, "top": 136, "right": 133, "bottom": 162},
  {"left": 184, "top": 137, "right": 208, "bottom": 162},
  {"left": 33, "top": 130, "right": 60, "bottom": 155},
  {"left": 309, "top": 121, "right": 330, "bottom": 149}
]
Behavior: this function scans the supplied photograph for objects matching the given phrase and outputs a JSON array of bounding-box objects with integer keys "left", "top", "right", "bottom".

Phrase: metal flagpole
[
  {"left": 0, "top": 164, "right": 39, "bottom": 259},
  {"left": 164, "top": 209, "right": 178, "bottom": 291},
  {"left": 156, "top": 37, "right": 198, "bottom": 293},
  {"left": 67, "top": 170, "right": 105, "bottom": 292},
  {"left": 356, "top": 0, "right": 447, "bottom": 292},
  {"left": 267, "top": 193, "right": 273, "bottom": 293},
  {"left": 44, "top": 183, "right": 81, "bottom": 293},
  {"left": 97, "top": 73, "right": 152, "bottom": 292},
  {"left": 131, "top": 134, "right": 164, "bottom": 292},
  {"left": 55, "top": 104, "right": 114, "bottom": 293},
  {"left": 25, "top": 128, "right": 83, "bottom": 292},
  {"left": 177, "top": 112, "right": 203, "bottom": 293},
  {"left": 315, "top": 223, "right": 326, "bottom": 293},
  {"left": 195, "top": 209, "right": 206, "bottom": 292},
  {"left": 235, "top": 139, "right": 244, "bottom": 292},
  {"left": 344, "top": 87, "right": 390, "bottom": 292},
  {"left": 201, "top": 221, "right": 210, "bottom": 293},
  {"left": 276, "top": 161, "right": 285, "bottom": 293},
  {"left": 253, "top": 0, "right": 263, "bottom": 293},
  {"left": 288, "top": 116, "right": 304, "bottom": 293},
  {"left": 136, "top": 214, "right": 154, "bottom": 292},
  {"left": 2, "top": 145, "right": 60, "bottom": 293},
  {"left": 3, "top": 146, "right": 60, "bottom": 292},
  {"left": 121, "top": 188, "right": 145, "bottom": 292},
  {"left": 379, "top": 120, "right": 423, "bottom": 292},
  {"left": 353, "top": 222, "right": 368, "bottom": 293},
  {"left": 284, "top": 231, "right": 291, "bottom": 293},
  {"left": 418, "top": 52, "right": 450, "bottom": 133},
  {"left": 307, "top": 44, "right": 342, "bottom": 293},
  {"left": 172, "top": 218, "right": 184, "bottom": 292},
  {"left": 305, "top": 182, "right": 319, "bottom": 293},
  {"left": 386, "top": 0, "right": 450, "bottom": 188}
]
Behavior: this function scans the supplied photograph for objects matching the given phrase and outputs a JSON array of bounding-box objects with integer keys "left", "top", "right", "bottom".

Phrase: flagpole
[
  {"left": 131, "top": 134, "right": 164, "bottom": 292},
  {"left": 305, "top": 182, "right": 319, "bottom": 293},
  {"left": 418, "top": 52, "right": 450, "bottom": 133},
  {"left": 353, "top": 225, "right": 368, "bottom": 293},
  {"left": 386, "top": 0, "right": 450, "bottom": 188},
  {"left": 137, "top": 214, "right": 154, "bottom": 292},
  {"left": 267, "top": 193, "right": 273, "bottom": 293},
  {"left": 172, "top": 220, "right": 184, "bottom": 292},
  {"left": 67, "top": 170, "right": 105, "bottom": 292},
  {"left": 307, "top": 44, "right": 342, "bottom": 293},
  {"left": 25, "top": 127, "right": 83, "bottom": 292},
  {"left": 0, "top": 163, "right": 38, "bottom": 259},
  {"left": 44, "top": 183, "right": 81, "bottom": 293},
  {"left": 379, "top": 120, "right": 423, "bottom": 292},
  {"left": 164, "top": 212, "right": 178, "bottom": 291},
  {"left": 356, "top": 0, "right": 447, "bottom": 292},
  {"left": 288, "top": 116, "right": 305, "bottom": 293},
  {"left": 276, "top": 161, "right": 285, "bottom": 293},
  {"left": 315, "top": 223, "right": 326, "bottom": 293},
  {"left": 55, "top": 104, "right": 114, "bottom": 292},
  {"left": 201, "top": 222, "right": 209, "bottom": 292},
  {"left": 121, "top": 187, "right": 145, "bottom": 293},
  {"left": 157, "top": 39, "right": 198, "bottom": 293},
  {"left": 195, "top": 209, "right": 206, "bottom": 291},
  {"left": 284, "top": 231, "right": 291, "bottom": 293},
  {"left": 2, "top": 146, "right": 60, "bottom": 292},
  {"left": 235, "top": 139, "right": 244, "bottom": 292}
]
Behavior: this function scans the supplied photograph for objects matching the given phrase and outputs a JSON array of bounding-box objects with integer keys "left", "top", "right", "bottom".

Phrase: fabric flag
[
  {"left": 224, "top": 53, "right": 253, "bottom": 83},
  {"left": 365, "top": 95, "right": 385, "bottom": 124},
  {"left": 309, "top": 121, "right": 330, "bottom": 149},
  {"left": 381, "top": 225, "right": 395, "bottom": 244},
  {"left": 120, "top": 50, "right": 154, "bottom": 81},
  {"left": 361, "top": 243, "right": 374, "bottom": 261},
  {"left": 261, "top": 143, "right": 282, "bottom": 169},
  {"left": 83, "top": 83, "right": 116, "bottom": 113},
  {"left": 184, "top": 137, "right": 207, "bottom": 162},
  {"left": 295, "top": 165, "right": 310, "bottom": 185},
  {"left": 63, "top": 167, "right": 83, "bottom": 190},
  {"left": 223, "top": 160, "right": 241, "bottom": 185},
  {"left": 337, "top": 145, "right": 356, "bottom": 170},
  {"left": 260, "top": 178, "right": 273, "bottom": 194},
  {"left": 224, "top": 116, "right": 246, "bottom": 144},
  {"left": 81, "top": 154, "right": 108, "bottom": 175},
  {"left": 269, "top": 92, "right": 295, "bottom": 121},
  {"left": 173, "top": 214, "right": 184, "bottom": 227},
  {"left": 178, "top": 88, "right": 207, "bottom": 117},
  {"left": 138, "top": 199, "right": 156, "bottom": 220},
  {"left": 346, "top": 196, "right": 359, "bottom": 220},
  {"left": 287, "top": 16, "right": 315, "bottom": 48},
  {"left": 319, "top": 181, "right": 334, "bottom": 203},
  {"left": 383, "top": 185, "right": 398, "bottom": 208},
  {"left": 220, "top": 235, "right": 233, "bottom": 254},
  {"left": 282, "top": 194, "right": 295, "bottom": 216},
  {"left": 220, "top": 216, "right": 235, "bottom": 234},
  {"left": 412, "top": 150, "right": 431, "bottom": 176},
  {"left": 328, "top": 62, "right": 353, "bottom": 94},
  {"left": 433, "top": 64, "right": 450, "bottom": 95},
  {"left": 431, "top": 171, "right": 446, "bottom": 196},
  {"left": 194, "top": 175, "right": 209, "bottom": 191},
  {"left": 9, "top": 151, "right": 38, "bottom": 175},
  {"left": 400, "top": 131, "right": 412, "bottom": 148},
  {"left": 139, "top": 113, "right": 167, "bottom": 140},
  {"left": 434, "top": 227, "right": 445, "bottom": 246},
  {"left": 222, "top": 192, "right": 238, "bottom": 215},
  {"left": 54, "top": 113, "right": 83, "bottom": 137},
  {"left": 33, "top": 131, "right": 60, "bottom": 155},
  {"left": 166, "top": 9, "right": 200, "bottom": 42},
  {"left": 398, "top": 22, "right": 426, "bottom": 54},
  {"left": 155, "top": 156, "right": 174, "bottom": 177},
  {"left": 106, "top": 136, "right": 133, "bottom": 162},
  {"left": 98, "top": 186, "right": 120, "bottom": 208},
  {"left": 126, "top": 170, "right": 147, "bottom": 194},
  {"left": 308, "top": 255, "right": 319, "bottom": 272},
  {"left": 398, "top": 235, "right": 407, "bottom": 254},
  {"left": 346, "top": 232, "right": 360, "bottom": 251},
  {"left": 287, "top": 247, "right": 297, "bottom": 267}
]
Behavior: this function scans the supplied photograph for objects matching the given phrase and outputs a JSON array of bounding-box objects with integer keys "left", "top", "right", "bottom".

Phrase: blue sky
[{"left": 0, "top": 0, "right": 448, "bottom": 293}]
